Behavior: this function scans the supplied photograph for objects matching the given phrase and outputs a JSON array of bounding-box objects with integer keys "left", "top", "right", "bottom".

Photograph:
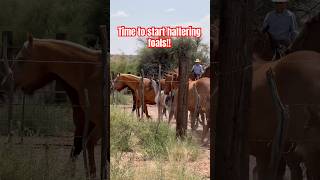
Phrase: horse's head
[
  {"left": 163, "top": 73, "right": 178, "bottom": 95},
  {"left": 159, "top": 79, "right": 166, "bottom": 90},
  {"left": 112, "top": 73, "right": 127, "bottom": 91},
  {"left": 10, "top": 33, "right": 54, "bottom": 95},
  {"left": 289, "top": 13, "right": 320, "bottom": 53}
]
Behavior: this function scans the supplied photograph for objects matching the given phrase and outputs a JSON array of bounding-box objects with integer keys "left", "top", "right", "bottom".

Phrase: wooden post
[
  {"left": 100, "top": 25, "right": 110, "bottom": 180},
  {"left": 266, "top": 69, "right": 289, "bottom": 180},
  {"left": 2, "top": 31, "right": 13, "bottom": 143},
  {"left": 55, "top": 33, "right": 67, "bottom": 103},
  {"left": 140, "top": 69, "right": 145, "bottom": 119},
  {"left": 214, "top": 0, "right": 253, "bottom": 179},
  {"left": 19, "top": 94, "right": 25, "bottom": 143},
  {"left": 83, "top": 89, "right": 91, "bottom": 180},
  {"left": 192, "top": 84, "right": 200, "bottom": 130},
  {"left": 176, "top": 39, "right": 190, "bottom": 138},
  {"left": 158, "top": 64, "right": 162, "bottom": 121},
  {"left": 2, "top": 31, "right": 13, "bottom": 59}
]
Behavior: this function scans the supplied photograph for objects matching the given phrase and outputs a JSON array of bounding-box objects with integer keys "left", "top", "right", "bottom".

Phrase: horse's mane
[
  {"left": 35, "top": 39, "right": 101, "bottom": 55},
  {"left": 120, "top": 73, "right": 141, "bottom": 79}
]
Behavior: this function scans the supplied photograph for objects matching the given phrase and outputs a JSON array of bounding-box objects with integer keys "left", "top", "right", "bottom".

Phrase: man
[
  {"left": 191, "top": 59, "right": 204, "bottom": 80},
  {"left": 262, "top": 0, "right": 298, "bottom": 60}
]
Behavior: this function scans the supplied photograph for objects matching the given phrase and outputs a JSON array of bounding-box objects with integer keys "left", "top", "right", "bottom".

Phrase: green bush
[{"left": 110, "top": 106, "right": 199, "bottom": 160}]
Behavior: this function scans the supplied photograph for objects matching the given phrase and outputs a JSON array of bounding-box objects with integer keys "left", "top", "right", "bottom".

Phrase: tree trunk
[{"left": 214, "top": 0, "right": 253, "bottom": 179}]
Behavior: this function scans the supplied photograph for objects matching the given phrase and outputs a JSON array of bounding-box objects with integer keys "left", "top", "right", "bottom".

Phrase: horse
[
  {"left": 250, "top": 12, "right": 320, "bottom": 180},
  {"left": 0, "top": 34, "right": 103, "bottom": 178},
  {"left": 151, "top": 78, "right": 171, "bottom": 118},
  {"left": 163, "top": 73, "right": 210, "bottom": 143},
  {"left": 112, "top": 73, "right": 156, "bottom": 118},
  {"left": 212, "top": 12, "right": 320, "bottom": 179},
  {"left": 248, "top": 50, "right": 320, "bottom": 180},
  {"left": 202, "top": 66, "right": 210, "bottom": 78}
]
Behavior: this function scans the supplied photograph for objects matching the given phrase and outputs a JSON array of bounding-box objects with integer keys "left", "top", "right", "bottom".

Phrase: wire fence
[
  {"left": 0, "top": 28, "right": 109, "bottom": 179},
  {"left": 0, "top": 90, "right": 74, "bottom": 137}
]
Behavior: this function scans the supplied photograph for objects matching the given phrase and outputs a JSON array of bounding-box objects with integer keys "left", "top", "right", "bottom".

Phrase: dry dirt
[{"left": 118, "top": 104, "right": 306, "bottom": 180}]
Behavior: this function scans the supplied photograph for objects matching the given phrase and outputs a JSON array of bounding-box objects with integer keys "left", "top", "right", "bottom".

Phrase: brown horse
[
  {"left": 250, "top": 12, "right": 320, "bottom": 180},
  {"left": 212, "top": 12, "right": 320, "bottom": 179},
  {"left": 248, "top": 50, "right": 320, "bottom": 180},
  {"left": 202, "top": 66, "right": 210, "bottom": 78},
  {"left": 1, "top": 35, "right": 103, "bottom": 177},
  {"left": 113, "top": 73, "right": 156, "bottom": 118},
  {"left": 163, "top": 73, "right": 210, "bottom": 142}
]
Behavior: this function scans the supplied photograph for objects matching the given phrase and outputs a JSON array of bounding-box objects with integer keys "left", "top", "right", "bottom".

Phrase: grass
[
  {"left": 110, "top": 92, "right": 132, "bottom": 105},
  {"left": 0, "top": 103, "right": 74, "bottom": 136},
  {"left": 0, "top": 144, "right": 86, "bottom": 180},
  {"left": 110, "top": 106, "right": 206, "bottom": 179}
]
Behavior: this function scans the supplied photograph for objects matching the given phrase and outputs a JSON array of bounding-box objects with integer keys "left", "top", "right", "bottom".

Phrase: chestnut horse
[
  {"left": 163, "top": 73, "right": 210, "bottom": 142},
  {"left": 254, "top": 13, "right": 320, "bottom": 180},
  {"left": 112, "top": 73, "right": 156, "bottom": 118},
  {"left": 249, "top": 51, "right": 320, "bottom": 180},
  {"left": 213, "top": 12, "right": 320, "bottom": 179},
  {"left": 1, "top": 35, "right": 103, "bottom": 177}
]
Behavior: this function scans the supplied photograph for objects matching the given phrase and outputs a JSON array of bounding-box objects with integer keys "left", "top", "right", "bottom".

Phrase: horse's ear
[
  {"left": 27, "top": 32, "right": 33, "bottom": 47},
  {"left": 173, "top": 73, "right": 178, "bottom": 79}
]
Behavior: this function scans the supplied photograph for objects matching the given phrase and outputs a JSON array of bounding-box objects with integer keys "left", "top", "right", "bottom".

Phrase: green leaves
[{"left": 137, "top": 38, "right": 209, "bottom": 77}]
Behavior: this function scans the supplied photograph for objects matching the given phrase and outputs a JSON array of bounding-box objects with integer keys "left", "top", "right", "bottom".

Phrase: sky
[{"left": 111, "top": 0, "right": 210, "bottom": 55}]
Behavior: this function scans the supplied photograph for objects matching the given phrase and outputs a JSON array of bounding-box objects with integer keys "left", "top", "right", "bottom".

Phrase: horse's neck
[{"left": 122, "top": 77, "right": 140, "bottom": 91}]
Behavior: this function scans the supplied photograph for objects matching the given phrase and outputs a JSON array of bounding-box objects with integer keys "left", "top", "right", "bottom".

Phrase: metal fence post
[{"left": 266, "top": 68, "right": 290, "bottom": 180}]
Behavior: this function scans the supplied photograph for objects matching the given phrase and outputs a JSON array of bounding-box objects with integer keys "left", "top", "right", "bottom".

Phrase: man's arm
[
  {"left": 262, "top": 12, "right": 271, "bottom": 33},
  {"left": 289, "top": 13, "right": 299, "bottom": 41},
  {"left": 200, "top": 65, "right": 204, "bottom": 74}
]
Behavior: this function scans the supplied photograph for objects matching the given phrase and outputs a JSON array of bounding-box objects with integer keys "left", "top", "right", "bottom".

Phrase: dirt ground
[
  {"left": 0, "top": 103, "right": 306, "bottom": 180},
  {"left": 119, "top": 104, "right": 305, "bottom": 180}
]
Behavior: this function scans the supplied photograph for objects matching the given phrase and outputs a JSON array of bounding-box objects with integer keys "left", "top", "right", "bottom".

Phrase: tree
[
  {"left": 136, "top": 37, "right": 209, "bottom": 77},
  {"left": 213, "top": 0, "right": 253, "bottom": 179},
  {"left": 0, "top": 0, "right": 102, "bottom": 47}
]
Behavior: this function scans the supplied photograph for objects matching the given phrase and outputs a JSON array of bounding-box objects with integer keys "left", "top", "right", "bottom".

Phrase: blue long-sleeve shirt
[
  {"left": 192, "top": 64, "right": 204, "bottom": 75},
  {"left": 262, "top": 10, "right": 298, "bottom": 43}
]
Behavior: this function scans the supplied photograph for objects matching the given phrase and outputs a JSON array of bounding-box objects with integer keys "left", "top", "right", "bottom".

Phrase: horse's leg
[
  {"left": 135, "top": 98, "right": 141, "bottom": 118},
  {"left": 144, "top": 104, "right": 151, "bottom": 119},
  {"left": 71, "top": 106, "right": 85, "bottom": 159},
  {"left": 276, "top": 157, "right": 286, "bottom": 180},
  {"left": 61, "top": 83, "right": 86, "bottom": 160},
  {"left": 201, "top": 115, "right": 210, "bottom": 144},
  {"left": 168, "top": 106, "right": 174, "bottom": 124},
  {"left": 84, "top": 126, "right": 101, "bottom": 179},
  {"left": 131, "top": 91, "right": 136, "bottom": 112},
  {"left": 190, "top": 110, "right": 197, "bottom": 131},
  {"left": 286, "top": 152, "right": 303, "bottom": 180},
  {"left": 255, "top": 147, "right": 271, "bottom": 180}
]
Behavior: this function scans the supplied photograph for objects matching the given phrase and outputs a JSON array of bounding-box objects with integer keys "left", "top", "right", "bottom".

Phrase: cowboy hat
[{"left": 195, "top": 59, "right": 201, "bottom": 63}]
